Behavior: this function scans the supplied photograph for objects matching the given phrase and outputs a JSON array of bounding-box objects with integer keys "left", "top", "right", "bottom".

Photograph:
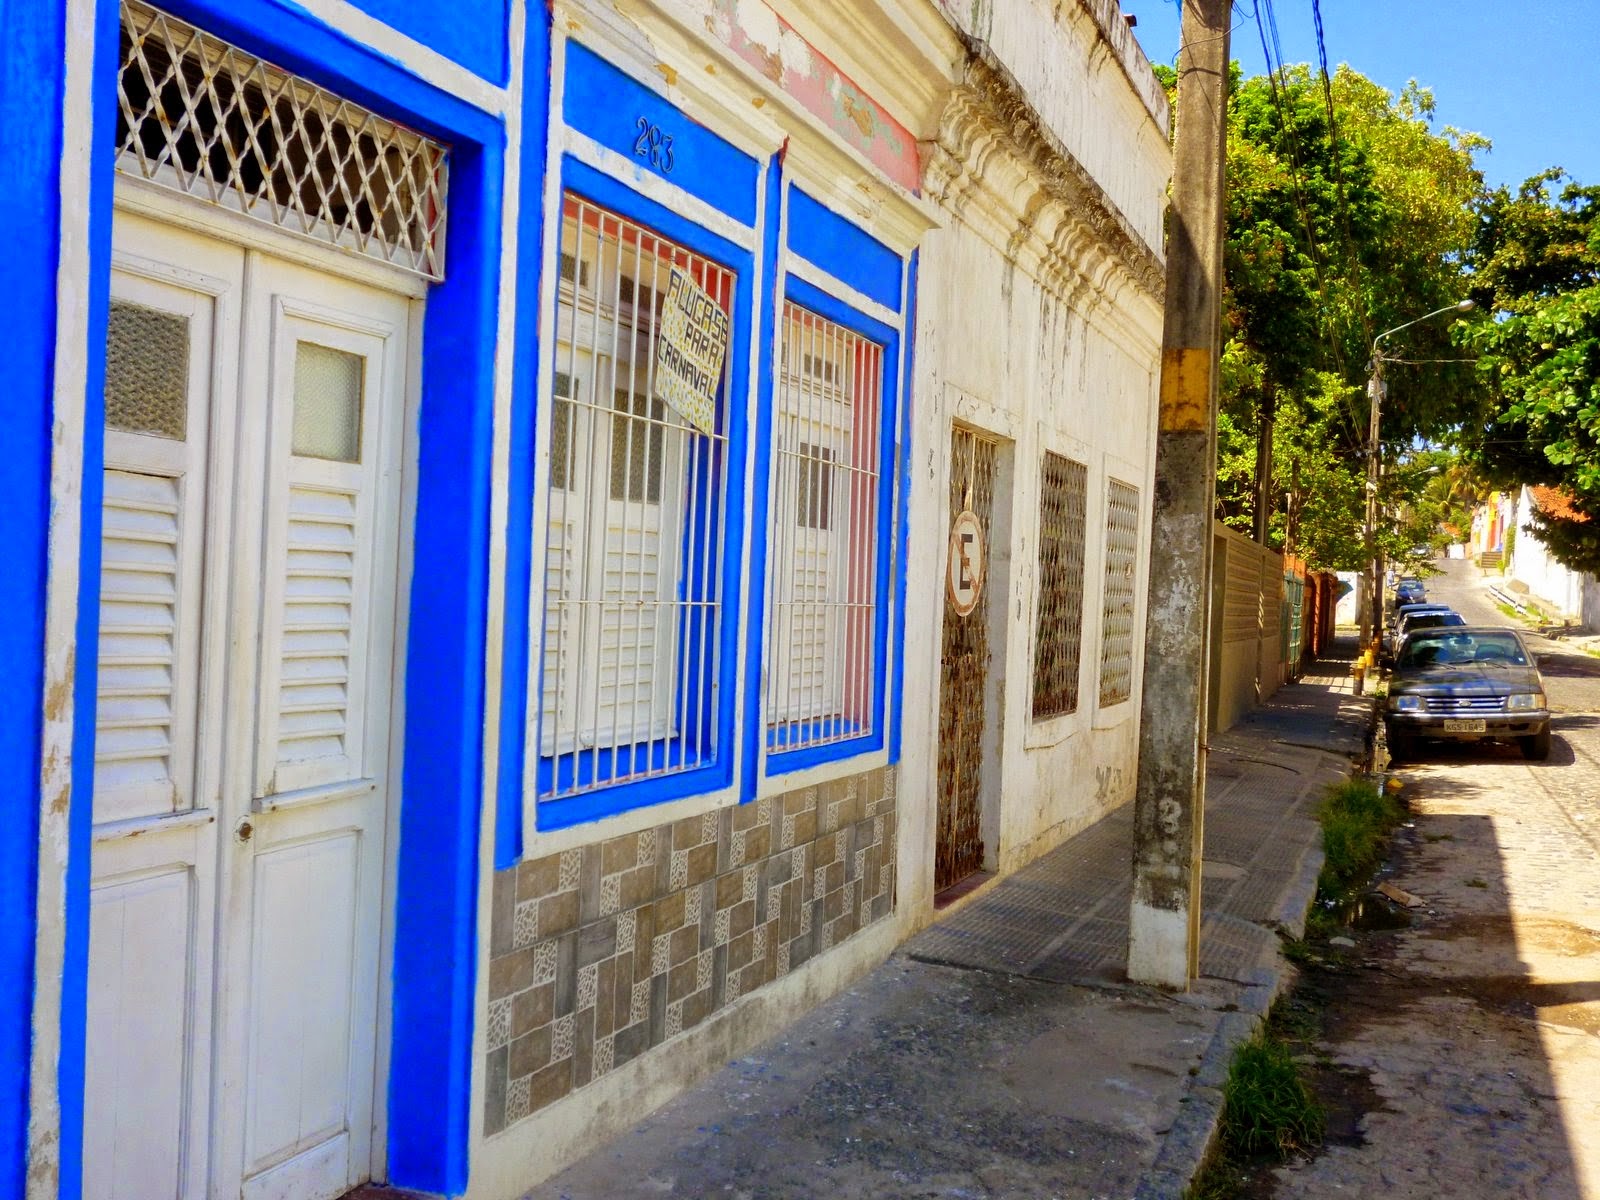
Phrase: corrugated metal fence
[{"left": 1208, "top": 523, "right": 1339, "bottom": 733}]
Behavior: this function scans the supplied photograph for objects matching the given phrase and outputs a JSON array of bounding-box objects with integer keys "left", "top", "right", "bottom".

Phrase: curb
[
  {"left": 1134, "top": 748, "right": 1369, "bottom": 1199},
  {"left": 1133, "top": 930, "right": 1307, "bottom": 1198}
]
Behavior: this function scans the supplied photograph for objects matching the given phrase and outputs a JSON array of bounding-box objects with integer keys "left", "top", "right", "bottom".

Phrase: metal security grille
[
  {"left": 936, "top": 427, "right": 997, "bottom": 891},
  {"left": 116, "top": 1, "right": 449, "bottom": 280},
  {"left": 1284, "top": 567, "right": 1305, "bottom": 676},
  {"left": 1031, "top": 452, "right": 1088, "bottom": 719},
  {"left": 537, "top": 194, "right": 733, "bottom": 802},
  {"left": 1098, "top": 479, "right": 1141, "bottom": 706},
  {"left": 766, "top": 303, "right": 883, "bottom": 752}
]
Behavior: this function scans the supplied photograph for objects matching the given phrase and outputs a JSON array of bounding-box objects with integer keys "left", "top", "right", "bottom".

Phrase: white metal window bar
[
  {"left": 115, "top": 1, "right": 449, "bottom": 280},
  {"left": 537, "top": 194, "right": 733, "bottom": 801},
  {"left": 766, "top": 303, "right": 883, "bottom": 752},
  {"left": 1098, "top": 479, "right": 1141, "bottom": 706},
  {"left": 1032, "top": 452, "right": 1089, "bottom": 719}
]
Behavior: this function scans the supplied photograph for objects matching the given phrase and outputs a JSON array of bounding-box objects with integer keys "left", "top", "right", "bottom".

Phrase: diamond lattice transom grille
[{"left": 116, "top": 1, "right": 449, "bottom": 280}]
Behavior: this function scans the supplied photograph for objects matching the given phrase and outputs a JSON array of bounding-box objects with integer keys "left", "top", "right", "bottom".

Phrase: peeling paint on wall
[{"left": 690, "top": 0, "right": 920, "bottom": 192}]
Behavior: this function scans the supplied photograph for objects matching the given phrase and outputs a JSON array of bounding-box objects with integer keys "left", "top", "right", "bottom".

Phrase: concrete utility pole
[{"left": 1127, "top": 0, "right": 1231, "bottom": 990}]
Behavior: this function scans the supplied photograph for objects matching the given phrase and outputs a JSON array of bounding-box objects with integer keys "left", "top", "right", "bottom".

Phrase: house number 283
[{"left": 633, "top": 116, "right": 675, "bottom": 173}]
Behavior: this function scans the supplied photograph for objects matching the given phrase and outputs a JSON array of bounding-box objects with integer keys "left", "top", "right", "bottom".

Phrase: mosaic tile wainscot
[{"left": 484, "top": 765, "right": 899, "bottom": 1132}]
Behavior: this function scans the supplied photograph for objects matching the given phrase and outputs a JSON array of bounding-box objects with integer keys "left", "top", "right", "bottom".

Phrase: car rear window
[
  {"left": 1398, "top": 630, "right": 1529, "bottom": 668},
  {"left": 1403, "top": 613, "right": 1465, "bottom": 633}
]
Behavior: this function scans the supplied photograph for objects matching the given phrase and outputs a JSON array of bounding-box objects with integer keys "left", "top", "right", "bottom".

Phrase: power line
[
  {"left": 1250, "top": 0, "right": 1367, "bottom": 441},
  {"left": 1310, "top": 0, "right": 1375, "bottom": 354}
]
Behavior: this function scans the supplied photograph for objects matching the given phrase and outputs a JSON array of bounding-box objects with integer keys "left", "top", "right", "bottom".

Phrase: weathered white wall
[
  {"left": 897, "top": 0, "right": 1170, "bottom": 909},
  {"left": 1511, "top": 486, "right": 1589, "bottom": 618},
  {"left": 931, "top": 0, "right": 1169, "bottom": 250}
]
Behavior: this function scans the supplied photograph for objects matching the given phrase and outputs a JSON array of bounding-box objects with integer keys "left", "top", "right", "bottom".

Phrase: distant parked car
[
  {"left": 1385, "top": 627, "right": 1551, "bottom": 761},
  {"left": 1395, "top": 608, "right": 1466, "bottom": 644},
  {"left": 1394, "top": 577, "right": 1426, "bottom": 608},
  {"left": 1384, "top": 602, "right": 1452, "bottom": 653}
]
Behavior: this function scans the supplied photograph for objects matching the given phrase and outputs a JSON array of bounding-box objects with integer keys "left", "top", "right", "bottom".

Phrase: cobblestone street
[{"left": 1267, "top": 560, "right": 1600, "bottom": 1198}]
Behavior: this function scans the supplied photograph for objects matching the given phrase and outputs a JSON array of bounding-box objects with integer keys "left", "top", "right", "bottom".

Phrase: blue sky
[{"left": 1127, "top": 0, "right": 1600, "bottom": 191}]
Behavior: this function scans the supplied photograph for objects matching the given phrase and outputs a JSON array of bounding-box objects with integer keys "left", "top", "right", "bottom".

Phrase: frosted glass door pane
[
  {"left": 292, "top": 342, "right": 364, "bottom": 462},
  {"left": 106, "top": 301, "right": 190, "bottom": 439}
]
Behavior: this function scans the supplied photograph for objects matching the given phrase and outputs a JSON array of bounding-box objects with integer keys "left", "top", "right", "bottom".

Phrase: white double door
[{"left": 86, "top": 209, "right": 412, "bottom": 1200}]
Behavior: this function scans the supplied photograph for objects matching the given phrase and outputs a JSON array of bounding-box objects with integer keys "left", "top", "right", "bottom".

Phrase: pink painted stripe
[{"left": 706, "top": 1, "right": 921, "bottom": 194}]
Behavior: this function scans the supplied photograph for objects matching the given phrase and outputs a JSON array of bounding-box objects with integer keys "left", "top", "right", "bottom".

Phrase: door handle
[{"left": 235, "top": 818, "right": 254, "bottom": 843}]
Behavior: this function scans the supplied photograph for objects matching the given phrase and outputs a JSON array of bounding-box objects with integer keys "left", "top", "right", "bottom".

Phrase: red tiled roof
[{"left": 1530, "top": 485, "right": 1588, "bottom": 522}]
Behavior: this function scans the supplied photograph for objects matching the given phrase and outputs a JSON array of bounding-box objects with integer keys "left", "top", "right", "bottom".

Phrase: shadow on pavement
[{"left": 1291, "top": 801, "right": 1597, "bottom": 1198}]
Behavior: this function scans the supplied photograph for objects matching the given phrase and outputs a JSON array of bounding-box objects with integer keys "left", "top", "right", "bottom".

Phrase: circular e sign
[{"left": 947, "top": 509, "right": 986, "bottom": 617}]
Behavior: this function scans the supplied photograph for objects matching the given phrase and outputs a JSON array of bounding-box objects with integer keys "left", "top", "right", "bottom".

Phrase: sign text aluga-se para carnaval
[{"left": 653, "top": 265, "right": 730, "bottom": 436}]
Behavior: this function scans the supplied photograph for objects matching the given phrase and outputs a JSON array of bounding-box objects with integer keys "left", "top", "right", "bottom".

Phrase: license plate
[{"left": 1442, "top": 719, "right": 1487, "bottom": 733}]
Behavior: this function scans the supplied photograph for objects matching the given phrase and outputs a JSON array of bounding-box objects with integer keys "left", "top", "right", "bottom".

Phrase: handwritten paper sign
[{"left": 653, "top": 265, "right": 729, "bottom": 436}]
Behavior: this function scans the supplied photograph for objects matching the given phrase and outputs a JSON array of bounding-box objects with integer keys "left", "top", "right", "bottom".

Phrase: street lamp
[{"left": 1363, "top": 299, "right": 1476, "bottom": 646}]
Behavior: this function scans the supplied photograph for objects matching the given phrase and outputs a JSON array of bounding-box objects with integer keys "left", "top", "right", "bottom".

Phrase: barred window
[
  {"left": 766, "top": 303, "right": 883, "bottom": 752},
  {"left": 537, "top": 194, "right": 734, "bottom": 801},
  {"left": 1098, "top": 479, "right": 1141, "bottom": 706},
  {"left": 1031, "top": 452, "right": 1088, "bottom": 719}
]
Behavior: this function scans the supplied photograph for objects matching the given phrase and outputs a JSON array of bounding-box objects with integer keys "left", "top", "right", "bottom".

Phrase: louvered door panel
[
  {"left": 254, "top": 315, "right": 387, "bottom": 801},
  {"left": 539, "top": 491, "right": 583, "bottom": 754},
  {"left": 96, "top": 470, "right": 188, "bottom": 815},
  {"left": 94, "top": 283, "right": 210, "bottom": 825},
  {"left": 275, "top": 484, "right": 360, "bottom": 769}
]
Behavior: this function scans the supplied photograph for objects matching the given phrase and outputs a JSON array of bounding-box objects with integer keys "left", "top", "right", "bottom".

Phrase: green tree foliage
[
  {"left": 1466, "top": 172, "right": 1600, "bottom": 571},
  {"left": 1214, "top": 66, "right": 1484, "bottom": 566}
]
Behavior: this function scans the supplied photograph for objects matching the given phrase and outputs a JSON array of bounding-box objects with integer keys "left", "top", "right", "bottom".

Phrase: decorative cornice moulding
[{"left": 921, "top": 43, "right": 1166, "bottom": 308}]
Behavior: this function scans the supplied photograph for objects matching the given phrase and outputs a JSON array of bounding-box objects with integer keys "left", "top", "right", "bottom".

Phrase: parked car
[
  {"left": 1383, "top": 602, "right": 1454, "bottom": 656},
  {"left": 1395, "top": 608, "right": 1466, "bottom": 643},
  {"left": 1393, "top": 577, "right": 1426, "bottom": 608},
  {"left": 1385, "top": 627, "right": 1551, "bottom": 761}
]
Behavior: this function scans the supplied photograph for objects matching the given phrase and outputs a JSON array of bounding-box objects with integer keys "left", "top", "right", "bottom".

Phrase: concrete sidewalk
[{"left": 526, "top": 643, "right": 1372, "bottom": 1200}]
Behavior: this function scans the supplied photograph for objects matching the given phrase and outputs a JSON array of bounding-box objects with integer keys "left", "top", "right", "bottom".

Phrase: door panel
[
  {"left": 87, "top": 215, "right": 241, "bottom": 1200},
  {"left": 936, "top": 427, "right": 998, "bottom": 891},
  {"left": 215, "top": 255, "right": 409, "bottom": 1200},
  {"left": 254, "top": 304, "right": 393, "bottom": 798},
  {"left": 85, "top": 866, "right": 195, "bottom": 1200},
  {"left": 243, "top": 834, "right": 361, "bottom": 1177},
  {"left": 94, "top": 272, "right": 217, "bottom": 824}
]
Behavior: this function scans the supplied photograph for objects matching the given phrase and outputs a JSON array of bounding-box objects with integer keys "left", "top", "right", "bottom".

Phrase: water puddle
[{"left": 1326, "top": 892, "right": 1414, "bottom": 931}]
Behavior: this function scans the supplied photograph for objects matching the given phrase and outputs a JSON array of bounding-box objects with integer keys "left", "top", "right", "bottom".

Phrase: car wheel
[
  {"left": 1387, "top": 731, "right": 1412, "bottom": 763},
  {"left": 1520, "top": 729, "right": 1551, "bottom": 761}
]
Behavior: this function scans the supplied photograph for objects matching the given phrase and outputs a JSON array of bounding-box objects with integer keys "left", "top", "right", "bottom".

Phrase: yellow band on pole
[{"left": 1158, "top": 347, "right": 1212, "bottom": 431}]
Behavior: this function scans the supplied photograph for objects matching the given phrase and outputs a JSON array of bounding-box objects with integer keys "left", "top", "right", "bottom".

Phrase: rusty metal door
[{"left": 936, "top": 427, "right": 998, "bottom": 890}]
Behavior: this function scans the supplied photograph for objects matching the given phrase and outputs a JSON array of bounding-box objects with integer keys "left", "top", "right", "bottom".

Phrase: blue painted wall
[
  {"left": 562, "top": 41, "right": 760, "bottom": 226},
  {"left": 312, "top": 0, "right": 511, "bottom": 86},
  {"left": 786, "top": 188, "right": 904, "bottom": 313},
  {"left": 0, "top": 0, "right": 67, "bottom": 1191}
]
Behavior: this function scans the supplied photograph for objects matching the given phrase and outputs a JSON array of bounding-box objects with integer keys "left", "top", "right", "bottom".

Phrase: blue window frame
[
  {"left": 761, "top": 273, "right": 901, "bottom": 775},
  {"left": 528, "top": 158, "right": 755, "bottom": 830}
]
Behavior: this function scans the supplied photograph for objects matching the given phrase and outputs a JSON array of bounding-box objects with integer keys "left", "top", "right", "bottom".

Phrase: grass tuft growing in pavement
[
  {"left": 1184, "top": 1003, "right": 1326, "bottom": 1199},
  {"left": 1316, "top": 777, "right": 1406, "bottom": 902},
  {"left": 1219, "top": 1031, "right": 1326, "bottom": 1158}
]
